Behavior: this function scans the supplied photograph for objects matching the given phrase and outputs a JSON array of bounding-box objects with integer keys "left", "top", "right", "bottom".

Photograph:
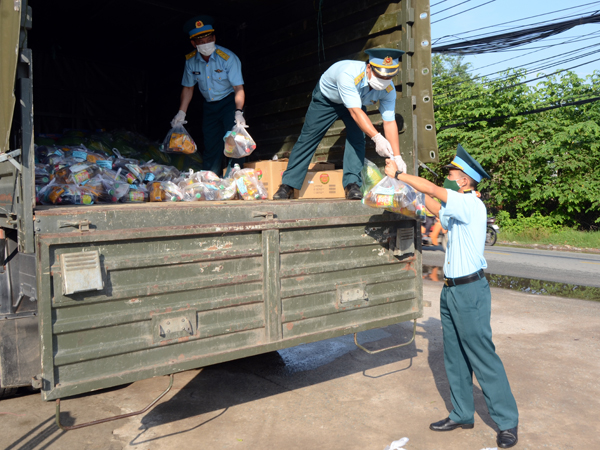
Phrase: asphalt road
[{"left": 422, "top": 244, "right": 600, "bottom": 287}]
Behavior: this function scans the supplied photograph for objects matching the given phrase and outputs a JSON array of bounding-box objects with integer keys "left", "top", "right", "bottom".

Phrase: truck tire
[{"left": 0, "top": 375, "right": 18, "bottom": 399}]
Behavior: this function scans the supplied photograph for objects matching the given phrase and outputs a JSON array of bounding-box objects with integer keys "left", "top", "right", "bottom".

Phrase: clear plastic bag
[
  {"left": 120, "top": 185, "right": 148, "bottom": 203},
  {"left": 361, "top": 158, "right": 384, "bottom": 195},
  {"left": 223, "top": 125, "right": 256, "bottom": 159},
  {"left": 160, "top": 124, "right": 197, "bottom": 154},
  {"left": 37, "top": 180, "right": 95, "bottom": 205},
  {"left": 233, "top": 168, "right": 268, "bottom": 200},
  {"left": 362, "top": 176, "right": 426, "bottom": 220}
]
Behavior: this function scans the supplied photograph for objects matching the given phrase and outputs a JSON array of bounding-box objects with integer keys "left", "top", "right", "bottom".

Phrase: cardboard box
[
  {"left": 294, "top": 169, "right": 345, "bottom": 199},
  {"left": 244, "top": 159, "right": 334, "bottom": 199}
]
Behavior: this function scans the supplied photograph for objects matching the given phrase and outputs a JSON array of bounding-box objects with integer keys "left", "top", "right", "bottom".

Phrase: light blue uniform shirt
[
  {"left": 319, "top": 61, "right": 397, "bottom": 122},
  {"left": 182, "top": 45, "right": 244, "bottom": 102},
  {"left": 439, "top": 189, "right": 488, "bottom": 278}
]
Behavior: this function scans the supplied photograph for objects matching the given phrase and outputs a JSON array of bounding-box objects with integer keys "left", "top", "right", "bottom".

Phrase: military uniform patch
[
  {"left": 185, "top": 50, "right": 197, "bottom": 60},
  {"left": 215, "top": 49, "right": 230, "bottom": 61},
  {"left": 195, "top": 20, "right": 204, "bottom": 28},
  {"left": 383, "top": 56, "right": 393, "bottom": 66},
  {"left": 386, "top": 84, "right": 394, "bottom": 93},
  {"left": 354, "top": 72, "right": 365, "bottom": 85}
]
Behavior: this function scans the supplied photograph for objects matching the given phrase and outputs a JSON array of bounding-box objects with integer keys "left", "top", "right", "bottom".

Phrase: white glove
[
  {"left": 235, "top": 110, "right": 247, "bottom": 127},
  {"left": 170, "top": 110, "right": 187, "bottom": 128},
  {"left": 371, "top": 133, "right": 394, "bottom": 158},
  {"left": 394, "top": 154, "right": 408, "bottom": 174}
]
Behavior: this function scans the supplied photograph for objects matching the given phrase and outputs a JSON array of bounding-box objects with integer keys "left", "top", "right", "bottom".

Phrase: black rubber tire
[{"left": 486, "top": 226, "right": 497, "bottom": 246}]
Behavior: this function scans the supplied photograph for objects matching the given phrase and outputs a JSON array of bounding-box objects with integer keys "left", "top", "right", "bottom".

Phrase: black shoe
[
  {"left": 429, "top": 418, "right": 474, "bottom": 432},
  {"left": 273, "top": 184, "right": 293, "bottom": 200},
  {"left": 344, "top": 183, "right": 362, "bottom": 200},
  {"left": 497, "top": 426, "right": 518, "bottom": 448}
]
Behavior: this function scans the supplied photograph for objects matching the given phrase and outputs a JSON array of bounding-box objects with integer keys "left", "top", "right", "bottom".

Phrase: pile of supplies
[{"left": 34, "top": 144, "right": 266, "bottom": 206}]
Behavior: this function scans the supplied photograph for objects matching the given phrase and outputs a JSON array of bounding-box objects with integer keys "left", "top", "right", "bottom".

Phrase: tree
[{"left": 430, "top": 65, "right": 600, "bottom": 228}]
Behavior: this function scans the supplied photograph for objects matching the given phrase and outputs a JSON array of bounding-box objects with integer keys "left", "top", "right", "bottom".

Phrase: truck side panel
[{"left": 35, "top": 201, "right": 421, "bottom": 400}]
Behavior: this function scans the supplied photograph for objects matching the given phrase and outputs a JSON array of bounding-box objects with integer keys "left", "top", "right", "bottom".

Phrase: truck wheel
[{"left": 0, "top": 375, "right": 18, "bottom": 399}]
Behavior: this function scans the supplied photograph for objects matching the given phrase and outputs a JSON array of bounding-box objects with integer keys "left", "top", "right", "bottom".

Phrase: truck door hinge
[{"left": 59, "top": 220, "right": 91, "bottom": 232}]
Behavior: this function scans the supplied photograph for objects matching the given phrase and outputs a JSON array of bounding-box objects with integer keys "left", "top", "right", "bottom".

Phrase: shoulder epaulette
[
  {"left": 386, "top": 84, "right": 394, "bottom": 93},
  {"left": 185, "top": 50, "right": 197, "bottom": 60},
  {"left": 354, "top": 72, "right": 365, "bottom": 86},
  {"left": 215, "top": 49, "right": 230, "bottom": 61}
]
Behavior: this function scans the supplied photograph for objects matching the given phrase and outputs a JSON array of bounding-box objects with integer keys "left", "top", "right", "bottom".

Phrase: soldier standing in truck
[
  {"left": 273, "top": 48, "right": 408, "bottom": 201},
  {"left": 171, "top": 15, "right": 246, "bottom": 175}
]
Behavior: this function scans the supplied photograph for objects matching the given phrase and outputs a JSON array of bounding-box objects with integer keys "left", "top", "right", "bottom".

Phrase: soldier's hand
[
  {"left": 385, "top": 158, "right": 398, "bottom": 178},
  {"left": 170, "top": 110, "right": 187, "bottom": 128},
  {"left": 393, "top": 155, "right": 407, "bottom": 174},
  {"left": 235, "top": 110, "right": 247, "bottom": 127},
  {"left": 371, "top": 133, "right": 394, "bottom": 158}
]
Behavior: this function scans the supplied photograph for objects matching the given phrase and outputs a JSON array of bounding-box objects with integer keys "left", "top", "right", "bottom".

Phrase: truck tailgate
[{"left": 34, "top": 200, "right": 422, "bottom": 400}]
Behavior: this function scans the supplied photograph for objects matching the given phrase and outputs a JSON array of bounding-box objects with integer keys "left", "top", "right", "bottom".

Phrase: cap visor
[
  {"left": 190, "top": 29, "right": 214, "bottom": 39},
  {"left": 372, "top": 66, "right": 399, "bottom": 77}
]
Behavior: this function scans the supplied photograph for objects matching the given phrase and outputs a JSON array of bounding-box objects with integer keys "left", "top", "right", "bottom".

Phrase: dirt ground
[{"left": 1, "top": 280, "right": 599, "bottom": 450}]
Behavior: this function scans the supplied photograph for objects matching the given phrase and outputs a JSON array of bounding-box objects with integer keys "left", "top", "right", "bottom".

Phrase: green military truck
[{"left": 0, "top": 0, "right": 437, "bottom": 408}]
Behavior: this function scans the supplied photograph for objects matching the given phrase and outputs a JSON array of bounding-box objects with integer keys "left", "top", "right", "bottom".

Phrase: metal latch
[
  {"left": 253, "top": 211, "right": 275, "bottom": 220},
  {"left": 336, "top": 282, "right": 369, "bottom": 305},
  {"left": 393, "top": 227, "right": 415, "bottom": 257},
  {"left": 60, "top": 251, "right": 104, "bottom": 295},
  {"left": 152, "top": 310, "right": 197, "bottom": 343},
  {"left": 59, "top": 220, "right": 91, "bottom": 232}
]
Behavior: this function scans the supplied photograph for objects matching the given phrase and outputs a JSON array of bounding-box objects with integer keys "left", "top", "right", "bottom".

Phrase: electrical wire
[
  {"left": 432, "top": 1, "right": 600, "bottom": 44},
  {"left": 434, "top": 40, "right": 600, "bottom": 99},
  {"left": 431, "top": 0, "right": 451, "bottom": 8},
  {"left": 431, "top": 0, "right": 474, "bottom": 17},
  {"left": 465, "top": 30, "right": 600, "bottom": 74},
  {"left": 432, "top": 0, "right": 496, "bottom": 25},
  {"left": 433, "top": 55, "right": 600, "bottom": 108},
  {"left": 438, "top": 95, "right": 600, "bottom": 130},
  {"left": 432, "top": 12, "right": 600, "bottom": 54}
]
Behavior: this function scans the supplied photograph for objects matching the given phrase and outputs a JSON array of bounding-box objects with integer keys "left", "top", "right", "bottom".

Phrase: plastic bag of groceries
[
  {"left": 160, "top": 124, "right": 197, "bottom": 154},
  {"left": 232, "top": 168, "right": 267, "bottom": 200},
  {"left": 37, "top": 180, "right": 96, "bottom": 205},
  {"left": 362, "top": 176, "right": 426, "bottom": 221},
  {"left": 361, "top": 158, "right": 384, "bottom": 195},
  {"left": 223, "top": 124, "right": 256, "bottom": 159}
]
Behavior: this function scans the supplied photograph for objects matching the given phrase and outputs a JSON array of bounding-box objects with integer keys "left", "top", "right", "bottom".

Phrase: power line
[
  {"left": 433, "top": 55, "right": 600, "bottom": 108},
  {"left": 432, "top": 0, "right": 496, "bottom": 25},
  {"left": 432, "top": 1, "right": 600, "bottom": 44},
  {"left": 465, "top": 30, "right": 600, "bottom": 74},
  {"left": 438, "top": 95, "right": 600, "bottom": 130},
  {"left": 432, "top": 12, "right": 600, "bottom": 54},
  {"left": 433, "top": 44, "right": 600, "bottom": 100},
  {"left": 431, "top": 0, "right": 474, "bottom": 17},
  {"left": 431, "top": 0, "right": 451, "bottom": 7}
]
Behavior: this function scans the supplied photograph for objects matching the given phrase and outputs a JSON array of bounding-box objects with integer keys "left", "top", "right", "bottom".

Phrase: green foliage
[{"left": 429, "top": 56, "right": 600, "bottom": 228}]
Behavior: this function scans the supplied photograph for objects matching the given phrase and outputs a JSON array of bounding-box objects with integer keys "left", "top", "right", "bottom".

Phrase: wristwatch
[{"left": 395, "top": 170, "right": 403, "bottom": 180}]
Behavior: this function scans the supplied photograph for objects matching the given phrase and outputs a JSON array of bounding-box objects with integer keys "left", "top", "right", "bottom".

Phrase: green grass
[{"left": 499, "top": 228, "right": 600, "bottom": 250}]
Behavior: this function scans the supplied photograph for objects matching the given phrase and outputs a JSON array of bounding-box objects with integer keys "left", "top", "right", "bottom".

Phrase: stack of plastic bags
[
  {"left": 35, "top": 144, "right": 267, "bottom": 206},
  {"left": 361, "top": 159, "right": 426, "bottom": 221}
]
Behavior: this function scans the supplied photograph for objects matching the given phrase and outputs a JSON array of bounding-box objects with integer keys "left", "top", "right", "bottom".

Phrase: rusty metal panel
[{"left": 35, "top": 201, "right": 422, "bottom": 401}]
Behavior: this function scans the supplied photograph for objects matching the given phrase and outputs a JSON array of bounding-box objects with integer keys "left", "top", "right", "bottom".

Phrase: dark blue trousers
[
  {"left": 202, "top": 93, "right": 244, "bottom": 175},
  {"left": 440, "top": 277, "right": 519, "bottom": 430},
  {"left": 281, "top": 84, "right": 366, "bottom": 190}
]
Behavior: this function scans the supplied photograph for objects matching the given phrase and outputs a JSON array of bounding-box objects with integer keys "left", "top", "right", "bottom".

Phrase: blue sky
[{"left": 430, "top": 0, "right": 600, "bottom": 80}]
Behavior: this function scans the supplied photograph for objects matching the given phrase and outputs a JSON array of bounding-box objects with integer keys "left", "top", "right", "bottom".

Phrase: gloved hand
[
  {"left": 394, "top": 154, "right": 408, "bottom": 174},
  {"left": 170, "top": 110, "right": 187, "bottom": 128},
  {"left": 371, "top": 133, "right": 394, "bottom": 158},
  {"left": 235, "top": 110, "right": 247, "bottom": 127}
]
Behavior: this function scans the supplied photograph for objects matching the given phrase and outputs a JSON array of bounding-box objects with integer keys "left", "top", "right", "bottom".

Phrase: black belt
[{"left": 444, "top": 269, "right": 485, "bottom": 287}]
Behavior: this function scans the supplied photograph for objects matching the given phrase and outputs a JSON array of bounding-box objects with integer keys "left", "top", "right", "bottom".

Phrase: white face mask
[
  {"left": 197, "top": 42, "right": 216, "bottom": 56},
  {"left": 368, "top": 73, "right": 393, "bottom": 90}
]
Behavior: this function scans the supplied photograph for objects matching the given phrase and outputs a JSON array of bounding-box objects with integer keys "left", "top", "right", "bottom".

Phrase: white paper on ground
[{"left": 383, "top": 437, "right": 409, "bottom": 450}]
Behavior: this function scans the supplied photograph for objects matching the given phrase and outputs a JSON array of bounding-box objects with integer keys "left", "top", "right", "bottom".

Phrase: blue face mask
[{"left": 443, "top": 178, "right": 461, "bottom": 192}]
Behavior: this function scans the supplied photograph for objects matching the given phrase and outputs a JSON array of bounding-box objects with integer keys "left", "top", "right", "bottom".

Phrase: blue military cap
[
  {"left": 184, "top": 15, "right": 215, "bottom": 39},
  {"left": 364, "top": 48, "right": 405, "bottom": 77},
  {"left": 444, "top": 144, "right": 491, "bottom": 183}
]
